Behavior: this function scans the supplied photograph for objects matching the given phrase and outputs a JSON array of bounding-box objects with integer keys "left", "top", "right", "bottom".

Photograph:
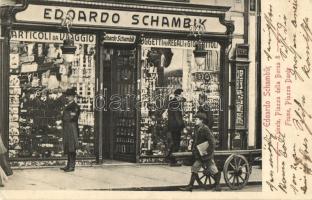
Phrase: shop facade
[{"left": 0, "top": 0, "right": 257, "bottom": 166}]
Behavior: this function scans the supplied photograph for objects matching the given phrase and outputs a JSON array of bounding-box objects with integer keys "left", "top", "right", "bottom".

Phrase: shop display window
[
  {"left": 8, "top": 30, "right": 96, "bottom": 159},
  {"left": 139, "top": 41, "right": 221, "bottom": 157}
]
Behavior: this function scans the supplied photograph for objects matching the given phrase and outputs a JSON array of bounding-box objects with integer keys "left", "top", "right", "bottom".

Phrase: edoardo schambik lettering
[{"left": 43, "top": 8, "right": 207, "bottom": 29}]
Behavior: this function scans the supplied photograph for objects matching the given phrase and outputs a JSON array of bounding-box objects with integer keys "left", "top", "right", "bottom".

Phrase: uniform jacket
[
  {"left": 192, "top": 123, "right": 215, "bottom": 160},
  {"left": 167, "top": 96, "right": 185, "bottom": 131},
  {"left": 62, "top": 101, "right": 80, "bottom": 153}
]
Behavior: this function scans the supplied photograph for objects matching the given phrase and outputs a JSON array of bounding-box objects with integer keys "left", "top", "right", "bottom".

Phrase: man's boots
[
  {"left": 72, "top": 152, "right": 76, "bottom": 169},
  {"left": 60, "top": 154, "right": 70, "bottom": 171},
  {"left": 213, "top": 171, "right": 222, "bottom": 191},
  {"left": 64, "top": 152, "right": 76, "bottom": 172},
  {"left": 180, "top": 172, "right": 197, "bottom": 191}
]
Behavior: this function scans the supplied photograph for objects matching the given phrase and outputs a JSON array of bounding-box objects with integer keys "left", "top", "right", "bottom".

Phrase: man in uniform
[
  {"left": 167, "top": 88, "right": 185, "bottom": 166},
  {"left": 181, "top": 112, "right": 221, "bottom": 191},
  {"left": 60, "top": 87, "right": 80, "bottom": 172}
]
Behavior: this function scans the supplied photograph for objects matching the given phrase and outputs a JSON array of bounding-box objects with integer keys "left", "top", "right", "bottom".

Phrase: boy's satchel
[{"left": 196, "top": 141, "right": 209, "bottom": 156}]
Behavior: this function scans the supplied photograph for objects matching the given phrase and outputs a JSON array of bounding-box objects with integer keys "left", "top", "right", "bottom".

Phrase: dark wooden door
[{"left": 102, "top": 47, "right": 137, "bottom": 162}]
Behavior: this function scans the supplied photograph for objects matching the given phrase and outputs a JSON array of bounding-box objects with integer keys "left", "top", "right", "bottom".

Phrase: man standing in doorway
[
  {"left": 167, "top": 88, "right": 185, "bottom": 166},
  {"left": 60, "top": 87, "right": 80, "bottom": 172}
]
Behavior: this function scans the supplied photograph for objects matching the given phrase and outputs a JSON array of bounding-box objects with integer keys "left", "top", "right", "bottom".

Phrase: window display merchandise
[
  {"left": 139, "top": 41, "right": 221, "bottom": 161},
  {"left": 8, "top": 31, "right": 96, "bottom": 161}
]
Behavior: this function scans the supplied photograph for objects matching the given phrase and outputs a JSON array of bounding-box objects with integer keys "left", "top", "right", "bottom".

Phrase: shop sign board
[
  {"left": 10, "top": 30, "right": 96, "bottom": 44},
  {"left": 142, "top": 38, "right": 220, "bottom": 49},
  {"left": 236, "top": 44, "right": 249, "bottom": 59},
  {"left": 10, "top": 30, "right": 135, "bottom": 45},
  {"left": 103, "top": 34, "right": 136, "bottom": 44},
  {"left": 15, "top": 4, "right": 226, "bottom": 33}
]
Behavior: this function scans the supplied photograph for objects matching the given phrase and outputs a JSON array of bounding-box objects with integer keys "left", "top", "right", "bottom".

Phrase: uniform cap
[
  {"left": 63, "top": 87, "right": 77, "bottom": 96},
  {"left": 174, "top": 89, "right": 183, "bottom": 95}
]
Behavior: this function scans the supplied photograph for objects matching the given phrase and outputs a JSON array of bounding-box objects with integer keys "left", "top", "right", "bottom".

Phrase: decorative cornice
[
  {"left": 27, "top": 0, "right": 231, "bottom": 16},
  {"left": 0, "top": 0, "right": 27, "bottom": 26}
]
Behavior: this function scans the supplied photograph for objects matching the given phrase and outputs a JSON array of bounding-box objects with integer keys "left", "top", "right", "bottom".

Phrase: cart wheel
[
  {"left": 197, "top": 165, "right": 214, "bottom": 189},
  {"left": 223, "top": 154, "right": 250, "bottom": 190}
]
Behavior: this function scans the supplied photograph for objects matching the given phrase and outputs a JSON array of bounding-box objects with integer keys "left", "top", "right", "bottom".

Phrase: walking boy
[{"left": 181, "top": 112, "right": 221, "bottom": 191}]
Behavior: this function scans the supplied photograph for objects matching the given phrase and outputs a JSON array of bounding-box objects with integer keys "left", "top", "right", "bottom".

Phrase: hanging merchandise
[
  {"left": 20, "top": 63, "right": 38, "bottom": 73},
  {"left": 27, "top": 43, "right": 34, "bottom": 56},
  {"left": 47, "top": 74, "right": 59, "bottom": 89},
  {"left": 8, "top": 31, "right": 96, "bottom": 162},
  {"left": 10, "top": 54, "right": 19, "bottom": 69},
  {"left": 31, "top": 75, "right": 40, "bottom": 87},
  {"left": 59, "top": 64, "right": 70, "bottom": 90},
  {"left": 46, "top": 44, "right": 58, "bottom": 59},
  {"left": 41, "top": 71, "right": 49, "bottom": 87},
  {"left": 139, "top": 44, "right": 221, "bottom": 160}
]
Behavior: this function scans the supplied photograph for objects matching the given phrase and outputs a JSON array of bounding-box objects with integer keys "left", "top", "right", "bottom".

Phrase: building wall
[
  {"left": 191, "top": 0, "right": 245, "bottom": 41},
  {"left": 191, "top": 0, "right": 259, "bottom": 148},
  {"left": 248, "top": 9, "right": 257, "bottom": 148}
]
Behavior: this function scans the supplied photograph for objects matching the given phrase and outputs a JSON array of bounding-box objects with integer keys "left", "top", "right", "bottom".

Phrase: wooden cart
[{"left": 172, "top": 149, "right": 261, "bottom": 190}]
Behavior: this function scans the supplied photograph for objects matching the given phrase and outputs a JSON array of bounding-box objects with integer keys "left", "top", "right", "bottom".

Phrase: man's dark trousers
[{"left": 169, "top": 129, "right": 182, "bottom": 164}]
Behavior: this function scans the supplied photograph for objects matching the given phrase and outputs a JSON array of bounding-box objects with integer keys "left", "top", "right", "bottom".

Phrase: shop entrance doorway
[{"left": 101, "top": 46, "right": 138, "bottom": 162}]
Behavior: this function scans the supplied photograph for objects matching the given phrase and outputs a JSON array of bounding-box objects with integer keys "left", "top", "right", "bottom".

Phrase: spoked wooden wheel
[
  {"left": 223, "top": 154, "right": 250, "bottom": 190},
  {"left": 197, "top": 165, "right": 214, "bottom": 188}
]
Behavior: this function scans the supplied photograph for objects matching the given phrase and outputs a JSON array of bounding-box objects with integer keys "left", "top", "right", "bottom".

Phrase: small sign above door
[{"left": 103, "top": 34, "right": 136, "bottom": 44}]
